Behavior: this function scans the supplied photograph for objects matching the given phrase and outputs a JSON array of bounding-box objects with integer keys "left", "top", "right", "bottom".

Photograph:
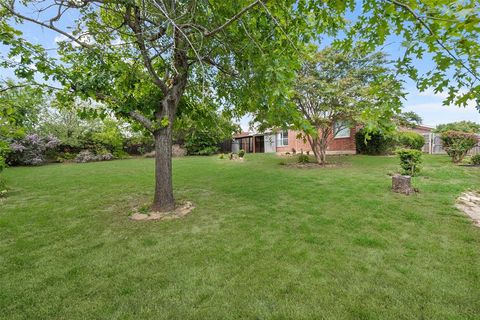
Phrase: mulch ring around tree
[
  {"left": 455, "top": 191, "right": 480, "bottom": 227},
  {"left": 130, "top": 201, "right": 195, "bottom": 221}
]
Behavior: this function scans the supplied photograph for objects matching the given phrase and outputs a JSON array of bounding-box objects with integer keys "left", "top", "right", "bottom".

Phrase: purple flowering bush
[
  {"left": 74, "top": 150, "right": 114, "bottom": 163},
  {"left": 9, "top": 134, "right": 60, "bottom": 166}
]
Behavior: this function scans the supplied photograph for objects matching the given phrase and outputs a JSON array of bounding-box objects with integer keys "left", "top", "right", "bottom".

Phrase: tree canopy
[
  {"left": 434, "top": 121, "right": 480, "bottom": 134},
  {"left": 283, "top": 47, "right": 404, "bottom": 164}
]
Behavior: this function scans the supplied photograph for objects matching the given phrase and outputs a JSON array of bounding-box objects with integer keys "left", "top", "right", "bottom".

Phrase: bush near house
[
  {"left": 396, "top": 148, "right": 422, "bottom": 176},
  {"left": 396, "top": 131, "right": 424, "bottom": 150},
  {"left": 355, "top": 129, "right": 396, "bottom": 155},
  {"left": 440, "top": 131, "right": 478, "bottom": 163}
]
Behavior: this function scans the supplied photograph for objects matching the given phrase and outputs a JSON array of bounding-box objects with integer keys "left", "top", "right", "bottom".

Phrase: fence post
[{"left": 428, "top": 132, "right": 435, "bottom": 154}]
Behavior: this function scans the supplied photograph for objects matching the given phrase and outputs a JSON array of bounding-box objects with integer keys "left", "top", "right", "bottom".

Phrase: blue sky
[{"left": 2, "top": 5, "right": 479, "bottom": 131}]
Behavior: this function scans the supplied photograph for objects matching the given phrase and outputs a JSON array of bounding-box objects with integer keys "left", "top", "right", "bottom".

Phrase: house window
[
  {"left": 277, "top": 130, "right": 289, "bottom": 146},
  {"left": 334, "top": 121, "right": 350, "bottom": 138}
]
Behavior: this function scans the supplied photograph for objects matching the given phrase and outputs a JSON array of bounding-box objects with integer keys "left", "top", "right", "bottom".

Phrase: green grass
[{"left": 1, "top": 154, "right": 479, "bottom": 319}]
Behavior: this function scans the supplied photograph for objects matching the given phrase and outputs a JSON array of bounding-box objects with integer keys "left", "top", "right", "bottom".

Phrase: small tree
[
  {"left": 397, "top": 149, "right": 422, "bottom": 176},
  {"left": 293, "top": 48, "right": 403, "bottom": 165},
  {"left": 441, "top": 131, "right": 478, "bottom": 163}
]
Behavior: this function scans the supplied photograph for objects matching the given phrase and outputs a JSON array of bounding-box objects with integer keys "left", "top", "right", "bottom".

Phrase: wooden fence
[{"left": 421, "top": 133, "right": 480, "bottom": 155}]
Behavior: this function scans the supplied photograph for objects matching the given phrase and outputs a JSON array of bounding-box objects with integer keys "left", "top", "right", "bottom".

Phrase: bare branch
[{"left": 1, "top": 3, "right": 94, "bottom": 48}]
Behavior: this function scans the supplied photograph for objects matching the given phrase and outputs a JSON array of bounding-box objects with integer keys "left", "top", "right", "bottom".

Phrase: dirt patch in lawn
[
  {"left": 456, "top": 191, "right": 480, "bottom": 227},
  {"left": 283, "top": 162, "right": 350, "bottom": 169},
  {"left": 130, "top": 201, "right": 195, "bottom": 221}
]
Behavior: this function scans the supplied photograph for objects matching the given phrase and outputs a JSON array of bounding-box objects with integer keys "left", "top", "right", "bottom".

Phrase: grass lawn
[{"left": 1, "top": 154, "right": 479, "bottom": 319}]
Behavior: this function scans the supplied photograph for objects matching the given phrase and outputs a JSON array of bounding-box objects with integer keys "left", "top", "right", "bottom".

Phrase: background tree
[
  {"left": 174, "top": 102, "right": 239, "bottom": 155},
  {"left": 393, "top": 111, "right": 423, "bottom": 128},
  {"left": 290, "top": 48, "right": 404, "bottom": 165},
  {"left": 434, "top": 121, "right": 480, "bottom": 134}
]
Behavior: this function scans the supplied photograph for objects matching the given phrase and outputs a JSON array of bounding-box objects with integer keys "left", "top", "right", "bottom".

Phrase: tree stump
[{"left": 392, "top": 174, "right": 413, "bottom": 195}]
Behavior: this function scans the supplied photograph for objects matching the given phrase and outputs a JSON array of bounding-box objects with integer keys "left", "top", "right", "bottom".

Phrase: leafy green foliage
[
  {"left": 396, "top": 148, "right": 422, "bottom": 176},
  {"left": 470, "top": 154, "right": 480, "bottom": 165},
  {"left": 123, "top": 134, "right": 154, "bottom": 155},
  {"left": 238, "top": 149, "right": 246, "bottom": 158},
  {"left": 396, "top": 132, "right": 425, "bottom": 150},
  {"left": 393, "top": 111, "right": 423, "bottom": 128},
  {"left": 175, "top": 104, "right": 238, "bottom": 156},
  {"left": 355, "top": 129, "right": 396, "bottom": 155},
  {"left": 297, "top": 153, "right": 310, "bottom": 164},
  {"left": 440, "top": 131, "right": 478, "bottom": 163},
  {"left": 434, "top": 121, "right": 480, "bottom": 134}
]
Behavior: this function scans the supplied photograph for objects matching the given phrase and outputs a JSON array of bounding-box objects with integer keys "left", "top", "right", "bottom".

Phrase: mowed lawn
[{"left": 1, "top": 154, "right": 479, "bottom": 319}]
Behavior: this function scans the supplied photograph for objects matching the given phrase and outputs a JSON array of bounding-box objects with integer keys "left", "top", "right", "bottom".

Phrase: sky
[{"left": 1, "top": 3, "right": 479, "bottom": 131}]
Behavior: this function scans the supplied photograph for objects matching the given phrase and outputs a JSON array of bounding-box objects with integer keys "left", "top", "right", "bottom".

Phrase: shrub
[
  {"left": 123, "top": 135, "right": 155, "bottom": 155},
  {"left": 74, "top": 150, "right": 114, "bottom": 163},
  {"left": 471, "top": 154, "right": 480, "bottom": 165},
  {"left": 297, "top": 153, "right": 310, "bottom": 164},
  {"left": 355, "top": 129, "right": 395, "bottom": 155},
  {"left": 440, "top": 131, "right": 478, "bottom": 163},
  {"left": 396, "top": 148, "right": 422, "bottom": 176},
  {"left": 397, "top": 131, "right": 425, "bottom": 150},
  {"left": 55, "top": 152, "right": 76, "bottom": 163},
  {"left": 238, "top": 149, "right": 245, "bottom": 158},
  {"left": 183, "top": 131, "right": 220, "bottom": 155},
  {"left": 219, "top": 153, "right": 225, "bottom": 159},
  {"left": 9, "top": 134, "right": 60, "bottom": 166}
]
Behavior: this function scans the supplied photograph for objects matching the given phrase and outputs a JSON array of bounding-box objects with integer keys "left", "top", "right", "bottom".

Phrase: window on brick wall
[
  {"left": 334, "top": 121, "right": 350, "bottom": 138},
  {"left": 277, "top": 130, "right": 288, "bottom": 146}
]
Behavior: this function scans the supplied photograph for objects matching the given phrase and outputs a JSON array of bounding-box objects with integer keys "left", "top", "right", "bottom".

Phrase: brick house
[{"left": 233, "top": 123, "right": 357, "bottom": 154}]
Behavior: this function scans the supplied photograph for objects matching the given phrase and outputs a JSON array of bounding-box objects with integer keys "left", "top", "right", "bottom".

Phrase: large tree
[
  {"left": 292, "top": 48, "right": 404, "bottom": 165},
  {"left": 1, "top": 0, "right": 322, "bottom": 211}
]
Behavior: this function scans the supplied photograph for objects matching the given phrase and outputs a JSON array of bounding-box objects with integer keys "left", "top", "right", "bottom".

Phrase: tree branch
[
  {"left": 387, "top": 0, "right": 480, "bottom": 82},
  {"left": 129, "top": 110, "right": 154, "bottom": 132},
  {"left": 124, "top": 6, "right": 169, "bottom": 95},
  {"left": 1, "top": 3, "right": 94, "bottom": 48},
  {"left": 203, "top": 0, "right": 261, "bottom": 37}
]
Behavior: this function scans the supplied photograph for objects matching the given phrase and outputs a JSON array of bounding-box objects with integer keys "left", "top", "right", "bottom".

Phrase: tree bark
[
  {"left": 307, "top": 134, "right": 328, "bottom": 165},
  {"left": 152, "top": 124, "right": 175, "bottom": 212},
  {"left": 392, "top": 174, "right": 413, "bottom": 195}
]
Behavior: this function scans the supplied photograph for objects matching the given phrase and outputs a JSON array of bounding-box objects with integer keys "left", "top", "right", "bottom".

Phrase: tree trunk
[
  {"left": 392, "top": 174, "right": 413, "bottom": 195},
  {"left": 152, "top": 125, "right": 175, "bottom": 212},
  {"left": 308, "top": 136, "right": 327, "bottom": 165}
]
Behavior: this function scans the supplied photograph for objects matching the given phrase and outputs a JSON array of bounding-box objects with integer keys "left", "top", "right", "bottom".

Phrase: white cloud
[{"left": 404, "top": 103, "right": 480, "bottom": 126}]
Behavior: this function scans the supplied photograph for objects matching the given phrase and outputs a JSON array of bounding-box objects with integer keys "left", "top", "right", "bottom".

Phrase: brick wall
[{"left": 276, "top": 128, "right": 357, "bottom": 154}]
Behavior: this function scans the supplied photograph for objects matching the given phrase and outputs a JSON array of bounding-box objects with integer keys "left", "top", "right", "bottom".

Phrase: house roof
[{"left": 233, "top": 131, "right": 252, "bottom": 138}]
